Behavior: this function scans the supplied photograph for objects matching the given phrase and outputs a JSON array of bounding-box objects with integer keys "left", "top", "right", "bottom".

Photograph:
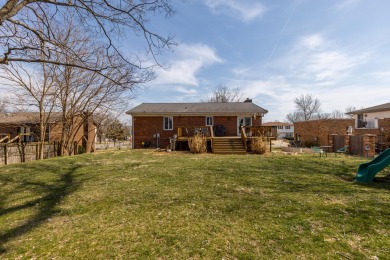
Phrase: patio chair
[
  {"left": 312, "top": 146, "right": 325, "bottom": 157},
  {"left": 336, "top": 146, "right": 349, "bottom": 156}
]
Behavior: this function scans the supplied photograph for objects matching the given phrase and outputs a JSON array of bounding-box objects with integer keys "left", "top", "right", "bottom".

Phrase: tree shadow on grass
[{"left": 0, "top": 165, "right": 82, "bottom": 254}]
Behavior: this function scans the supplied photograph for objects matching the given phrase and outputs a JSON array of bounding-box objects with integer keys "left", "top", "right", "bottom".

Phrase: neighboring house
[
  {"left": 126, "top": 100, "right": 268, "bottom": 149},
  {"left": 0, "top": 112, "right": 97, "bottom": 152},
  {"left": 347, "top": 102, "right": 390, "bottom": 130},
  {"left": 261, "top": 122, "right": 294, "bottom": 139}
]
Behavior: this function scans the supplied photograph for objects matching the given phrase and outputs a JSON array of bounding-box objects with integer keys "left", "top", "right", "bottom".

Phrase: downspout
[{"left": 131, "top": 116, "right": 135, "bottom": 149}]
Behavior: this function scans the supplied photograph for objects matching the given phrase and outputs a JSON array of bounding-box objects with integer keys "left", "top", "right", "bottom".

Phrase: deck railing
[
  {"left": 357, "top": 119, "right": 378, "bottom": 129},
  {"left": 248, "top": 126, "right": 274, "bottom": 137},
  {"left": 177, "top": 126, "right": 213, "bottom": 139}
]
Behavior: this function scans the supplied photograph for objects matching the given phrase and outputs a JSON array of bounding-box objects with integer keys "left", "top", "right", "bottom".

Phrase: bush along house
[{"left": 126, "top": 99, "right": 268, "bottom": 154}]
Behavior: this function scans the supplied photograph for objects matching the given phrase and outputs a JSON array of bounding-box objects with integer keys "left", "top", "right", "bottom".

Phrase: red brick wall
[
  {"left": 132, "top": 115, "right": 263, "bottom": 149},
  {"left": 294, "top": 119, "right": 354, "bottom": 146},
  {"left": 377, "top": 119, "right": 390, "bottom": 146}
]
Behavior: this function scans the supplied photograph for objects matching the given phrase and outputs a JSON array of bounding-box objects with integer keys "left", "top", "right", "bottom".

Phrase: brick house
[
  {"left": 0, "top": 112, "right": 97, "bottom": 152},
  {"left": 126, "top": 100, "right": 268, "bottom": 150}
]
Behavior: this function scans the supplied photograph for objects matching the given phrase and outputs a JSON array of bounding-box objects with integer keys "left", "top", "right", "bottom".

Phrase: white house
[{"left": 347, "top": 102, "right": 390, "bottom": 130}]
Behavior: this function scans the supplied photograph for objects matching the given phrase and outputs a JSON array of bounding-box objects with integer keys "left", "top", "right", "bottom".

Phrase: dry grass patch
[
  {"left": 251, "top": 137, "right": 268, "bottom": 154},
  {"left": 188, "top": 133, "right": 207, "bottom": 153}
]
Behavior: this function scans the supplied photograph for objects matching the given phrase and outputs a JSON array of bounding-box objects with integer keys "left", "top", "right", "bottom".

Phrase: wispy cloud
[
  {"left": 153, "top": 43, "right": 223, "bottom": 86},
  {"left": 174, "top": 86, "right": 198, "bottom": 95},
  {"left": 282, "top": 34, "right": 371, "bottom": 83},
  {"left": 204, "top": 0, "right": 266, "bottom": 22},
  {"left": 335, "top": 0, "right": 361, "bottom": 10},
  {"left": 300, "top": 34, "right": 325, "bottom": 50},
  {"left": 222, "top": 34, "right": 376, "bottom": 121}
]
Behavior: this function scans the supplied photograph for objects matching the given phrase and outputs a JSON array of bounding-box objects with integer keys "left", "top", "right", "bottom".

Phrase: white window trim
[
  {"left": 163, "top": 116, "right": 173, "bottom": 130},
  {"left": 205, "top": 116, "right": 214, "bottom": 126}
]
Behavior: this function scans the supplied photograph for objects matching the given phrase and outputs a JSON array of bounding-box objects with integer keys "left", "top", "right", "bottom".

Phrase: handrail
[
  {"left": 7, "top": 133, "right": 31, "bottom": 143},
  {"left": 8, "top": 135, "right": 20, "bottom": 143},
  {"left": 0, "top": 133, "right": 10, "bottom": 143},
  {"left": 209, "top": 125, "right": 214, "bottom": 153},
  {"left": 240, "top": 126, "right": 247, "bottom": 149},
  {"left": 209, "top": 125, "right": 214, "bottom": 139}
]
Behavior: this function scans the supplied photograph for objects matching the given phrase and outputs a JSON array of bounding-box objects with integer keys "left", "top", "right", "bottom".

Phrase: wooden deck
[
  {"left": 176, "top": 135, "right": 246, "bottom": 154},
  {"left": 175, "top": 125, "right": 274, "bottom": 154}
]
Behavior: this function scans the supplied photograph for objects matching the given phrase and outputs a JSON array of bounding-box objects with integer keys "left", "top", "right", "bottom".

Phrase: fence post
[
  {"left": 4, "top": 144, "right": 8, "bottom": 165},
  {"left": 36, "top": 143, "right": 39, "bottom": 160},
  {"left": 363, "top": 134, "right": 376, "bottom": 157},
  {"left": 329, "top": 134, "right": 336, "bottom": 151}
]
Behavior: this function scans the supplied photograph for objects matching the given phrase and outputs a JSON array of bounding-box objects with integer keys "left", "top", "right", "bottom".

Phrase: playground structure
[{"left": 355, "top": 148, "right": 390, "bottom": 183}]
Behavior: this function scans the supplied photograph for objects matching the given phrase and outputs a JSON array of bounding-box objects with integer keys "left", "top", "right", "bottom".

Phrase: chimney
[{"left": 244, "top": 98, "right": 252, "bottom": 103}]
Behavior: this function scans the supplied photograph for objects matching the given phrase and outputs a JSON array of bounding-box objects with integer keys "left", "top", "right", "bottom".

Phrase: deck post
[{"left": 4, "top": 144, "right": 8, "bottom": 165}]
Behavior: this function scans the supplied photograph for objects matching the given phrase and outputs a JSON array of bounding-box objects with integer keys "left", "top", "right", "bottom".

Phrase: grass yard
[{"left": 0, "top": 150, "right": 389, "bottom": 259}]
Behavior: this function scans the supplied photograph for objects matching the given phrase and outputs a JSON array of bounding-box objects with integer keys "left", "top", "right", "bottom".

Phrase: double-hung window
[
  {"left": 205, "top": 116, "right": 213, "bottom": 126},
  {"left": 163, "top": 116, "right": 173, "bottom": 130}
]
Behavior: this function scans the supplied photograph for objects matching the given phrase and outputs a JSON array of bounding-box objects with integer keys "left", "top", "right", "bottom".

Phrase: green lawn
[{"left": 1, "top": 150, "right": 389, "bottom": 259}]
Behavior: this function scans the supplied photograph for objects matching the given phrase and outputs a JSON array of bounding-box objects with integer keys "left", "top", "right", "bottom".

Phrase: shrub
[
  {"left": 303, "top": 141, "right": 318, "bottom": 148},
  {"left": 188, "top": 133, "right": 207, "bottom": 154},
  {"left": 251, "top": 137, "right": 267, "bottom": 154},
  {"left": 77, "top": 145, "right": 86, "bottom": 154}
]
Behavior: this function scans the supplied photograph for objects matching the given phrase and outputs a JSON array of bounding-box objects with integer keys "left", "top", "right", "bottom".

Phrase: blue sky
[{"left": 129, "top": 0, "right": 390, "bottom": 122}]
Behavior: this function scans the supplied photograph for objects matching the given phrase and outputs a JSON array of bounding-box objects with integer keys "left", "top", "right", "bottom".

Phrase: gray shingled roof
[
  {"left": 0, "top": 112, "right": 62, "bottom": 124},
  {"left": 126, "top": 102, "right": 268, "bottom": 116},
  {"left": 262, "top": 121, "right": 293, "bottom": 127},
  {"left": 347, "top": 102, "right": 390, "bottom": 114}
]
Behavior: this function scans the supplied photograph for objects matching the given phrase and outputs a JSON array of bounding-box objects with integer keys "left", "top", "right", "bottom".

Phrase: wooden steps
[{"left": 212, "top": 137, "right": 247, "bottom": 154}]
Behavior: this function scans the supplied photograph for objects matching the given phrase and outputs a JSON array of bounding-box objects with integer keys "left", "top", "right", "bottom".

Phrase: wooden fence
[{"left": 0, "top": 142, "right": 57, "bottom": 166}]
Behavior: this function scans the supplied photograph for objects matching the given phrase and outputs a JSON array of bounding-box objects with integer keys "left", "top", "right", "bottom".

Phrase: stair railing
[{"left": 240, "top": 126, "right": 247, "bottom": 149}]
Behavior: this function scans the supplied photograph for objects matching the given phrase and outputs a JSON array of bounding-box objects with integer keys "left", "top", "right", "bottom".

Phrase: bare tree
[
  {"left": 330, "top": 109, "right": 345, "bottom": 119},
  {"left": 1, "top": 14, "right": 138, "bottom": 157},
  {"left": 286, "top": 112, "right": 303, "bottom": 123},
  {"left": 52, "top": 24, "right": 137, "bottom": 156},
  {"left": 0, "top": 97, "right": 7, "bottom": 113},
  {"left": 202, "top": 84, "right": 245, "bottom": 103},
  {"left": 294, "top": 94, "right": 321, "bottom": 121},
  {"left": 314, "top": 113, "right": 331, "bottom": 119},
  {"left": 345, "top": 106, "right": 358, "bottom": 118},
  {"left": 0, "top": 1, "right": 175, "bottom": 85},
  {"left": 0, "top": 60, "right": 58, "bottom": 159}
]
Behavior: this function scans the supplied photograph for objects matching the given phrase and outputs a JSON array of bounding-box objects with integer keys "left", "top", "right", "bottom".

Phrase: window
[
  {"left": 285, "top": 126, "right": 291, "bottom": 129},
  {"left": 357, "top": 114, "right": 366, "bottom": 128},
  {"left": 205, "top": 116, "right": 213, "bottom": 126},
  {"left": 244, "top": 117, "right": 252, "bottom": 126},
  {"left": 277, "top": 126, "right": 283, "bottom": 129},
  {"left": 163, "top": 116, "right": 173, "bottom": 130},
  {"left": 18, "top": 126, "right": 31, "bottom": 142}
]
